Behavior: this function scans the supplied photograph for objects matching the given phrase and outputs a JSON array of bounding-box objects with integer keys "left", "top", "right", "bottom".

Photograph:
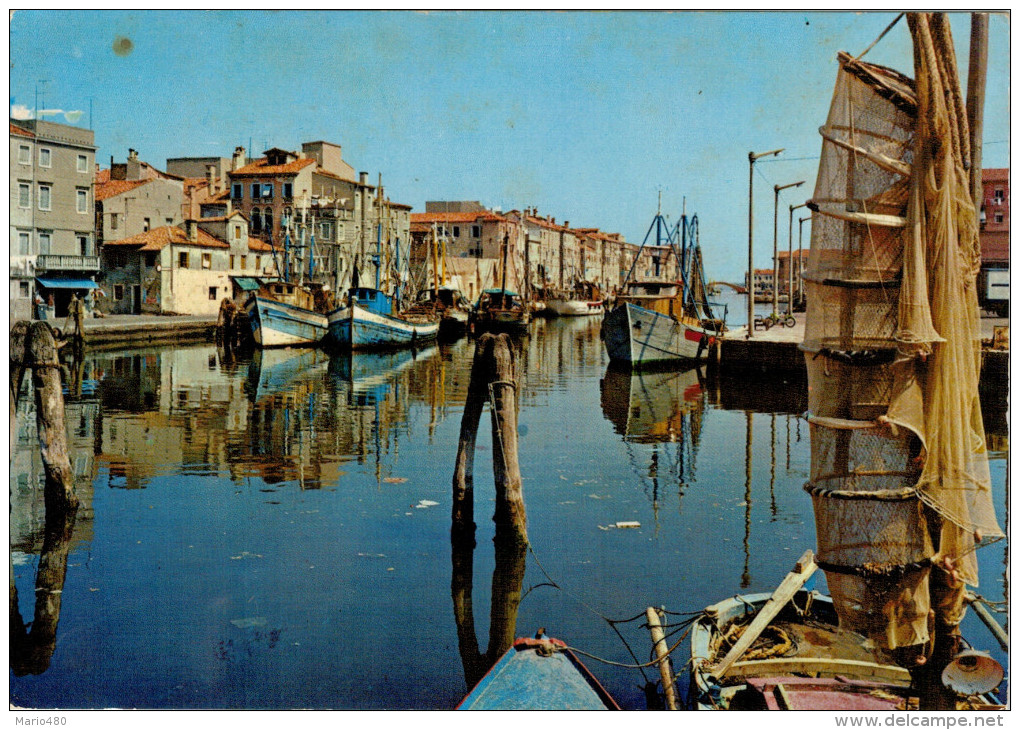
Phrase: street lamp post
[
  {"left": 748, "top": 148, "right": 783, "bottom": 338},
  {"left": 788, "top": 202, "right": 807, "bottom": 314},
  {"left": 773, "top": 180, "right": 805, "bottom": 317},
  {"left": 798, "top": 215, "right": 810, "bottom": 307}
]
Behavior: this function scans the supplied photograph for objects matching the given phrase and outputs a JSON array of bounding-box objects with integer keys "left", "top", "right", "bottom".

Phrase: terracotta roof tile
[
  {"left": 230, "top": 157, "right": 316, "bottom": 177},
  {"left": 247, "top": 239, "right": 276, "bottom": 252},
  {"left": 410, "top": 211, "right": 504, "bottom": 224},
  {"left": 10, "top": 122, "right": 34, "bottom": 138},
  {"left": 95, "top": 178, "right": 149, "bottom": 201},
  {"left": 103, "top": 225, "right": 229, "bottom": 251}
]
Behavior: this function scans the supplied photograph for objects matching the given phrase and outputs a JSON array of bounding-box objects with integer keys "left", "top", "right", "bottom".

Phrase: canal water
[{"left": 10, "top": 316, "right": 1008, "bottom": 709}]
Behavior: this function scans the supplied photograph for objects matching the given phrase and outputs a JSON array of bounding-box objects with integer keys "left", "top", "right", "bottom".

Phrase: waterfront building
[
  {"left": 410, "top": 204, "right": 522, "bottom": 303},
  {"left": 746, "top": 268, "right": 775, "bottom": 294},
  {"left": 95, "top": 150, "right": 185, "bottom": 247},
  {"left": 775, "top": 248, "right": 808, "bottom": 296},
  {"left": 100, "top": 215, "right": 276, "bottom": 315},
  {"left": 227, "top": 142, "right": 410, "bottom": 295},
  {"left": 574, "top": 227, "right": 628, "bottom": 292},
  {"left": 10, "top": 119, "right": 98, "bottom": 320},
  {"left": 979, "top": 168, "right": 1009, "bottom": 315}
]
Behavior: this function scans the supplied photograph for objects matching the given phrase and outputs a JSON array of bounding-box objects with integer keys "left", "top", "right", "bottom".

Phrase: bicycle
[{"left": 754, "top": 312, "right": 797, "bottom": 330}]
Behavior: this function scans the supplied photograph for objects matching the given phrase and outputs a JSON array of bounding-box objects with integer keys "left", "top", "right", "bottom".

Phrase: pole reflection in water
[{"left": 743, "top": 410, "right": 753, "bottom": 589}]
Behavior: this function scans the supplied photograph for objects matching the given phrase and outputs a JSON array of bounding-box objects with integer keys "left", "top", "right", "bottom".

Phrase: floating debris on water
[
  {"left": 415, "top": 499, "right": 440, "bottom": 509},
  {"left": 383, "top": 477, "right": 407, "bottom": 483},
  {"left": 598, "top": 521, "right": 642, "bottom": 530}
]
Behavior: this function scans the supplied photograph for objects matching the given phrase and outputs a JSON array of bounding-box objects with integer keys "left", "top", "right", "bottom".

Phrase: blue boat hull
[
  {"left": 326, "top": 302, "right": 439, "bottom": 350},
  {"left": 458, "top": 637, "right": 620, "bottom": 710},
  {"left": 245, "top": 296, "right": 328, "bottom": 348}
]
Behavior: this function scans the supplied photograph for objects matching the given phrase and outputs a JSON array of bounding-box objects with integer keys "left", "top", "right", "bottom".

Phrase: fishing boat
[
  {"left": 601, "top": 205, "right": 724, "bottom": 365},
  {"left": 457, "top": 636, "right": 620, "bottom": 710},
  {"left": 471, "top": 288, "right": 530, "bottom": 334},
  {"left": 415, "top": 285, "right": 470, "bottom": 336},
  {"left": 685, "top": 552, "right": 1004, "bottom": 711},
  {"left": 326, "top": 286, "right": 439, "bottom": 350},
  {"left": 472, "top": 232, "right": 531, "bottom": 333},
  {"left": 244, "top": 220, "right": 331, "bottom": 348},
  {"left": 244, "top": 279, "right": 329, "bottom": 348},
  {"left": 545, "top": 281, "right": 604, "bottom": 317}
]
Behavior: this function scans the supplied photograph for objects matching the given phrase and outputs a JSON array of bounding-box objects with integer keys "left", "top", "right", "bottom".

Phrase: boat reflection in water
[
  {"left": 246, "top": 347, "right": 330, "bottom": 403},
  {"left": 600, "top": 364, "right": 706, "bottom": 521}
]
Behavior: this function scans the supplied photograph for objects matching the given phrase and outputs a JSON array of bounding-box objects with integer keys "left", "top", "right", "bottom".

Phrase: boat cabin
[
  {"left": 349, "top": 287, "right": 395, "bottom": 316},
  {"left": 254, "top": 278, "right": 327, "bottom": 313},
  {"left": 477, "top": 288, "right": 522, "bottom": 312},
  {"left": 623, "top": 281, "right": 680, "bottom": 297}
]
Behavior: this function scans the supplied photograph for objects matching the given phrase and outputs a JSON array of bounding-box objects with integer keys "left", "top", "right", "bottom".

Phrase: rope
[
  {"left": 563, "top": 620, "right": 696, "bottom": 670},
  {"left": 855, "top": 13, "right": 905, "bottom": 61}
]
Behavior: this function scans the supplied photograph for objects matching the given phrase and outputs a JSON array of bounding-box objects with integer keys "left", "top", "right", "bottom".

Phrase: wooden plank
[
  {"left": 712, "top": 550, "right": 817, "bottom": 678},
  {"left": 727, "top": 657, "right": 911, "bottom": 683},
  {"left": 645, "top": 608, "right": 678, "bottom": 710}
]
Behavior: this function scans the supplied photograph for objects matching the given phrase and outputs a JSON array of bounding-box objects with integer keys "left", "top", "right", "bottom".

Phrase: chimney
[
  {"left": 563, "top": 220, "right": 569, "bottom": 229},
  {"left": 128, "top": 148, "right": 138, "bottom": 161},
  {"left": 206, "top": 164, "right": 217, "bottom": 193},
  {"left": 359, "top": 171, "right": 368, "bottom": 185},
  {"left": 186, "top": 220, "right": 198, "bottom": 242},
  {"left": 232, "top": 146, "right": 246, "bottom": 171}
]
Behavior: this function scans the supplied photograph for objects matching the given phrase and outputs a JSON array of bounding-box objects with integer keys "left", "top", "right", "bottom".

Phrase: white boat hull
[
  {"left": 601, "top": 302, "right": 715, "bottom": 365},
  {"left": 546, "top": 299, "right": 604, "bottom": 317}
]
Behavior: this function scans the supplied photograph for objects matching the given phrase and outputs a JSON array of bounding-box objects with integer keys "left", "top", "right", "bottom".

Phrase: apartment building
[
  {"left": 979, "top": 168, "right": 1009, "bottom": 315},
  {"left": 10, "top": 119, "right": 98, "bottom": 320}
]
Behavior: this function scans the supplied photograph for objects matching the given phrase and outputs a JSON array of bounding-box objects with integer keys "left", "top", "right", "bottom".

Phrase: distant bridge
[{"left": 709, "top": 281, "right": 747, "bottom": 294}]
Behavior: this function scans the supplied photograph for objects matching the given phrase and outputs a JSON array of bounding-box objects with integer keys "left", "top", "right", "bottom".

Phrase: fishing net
[{"left": 802, "top": 14, "right": 1002, "bottom": 651}]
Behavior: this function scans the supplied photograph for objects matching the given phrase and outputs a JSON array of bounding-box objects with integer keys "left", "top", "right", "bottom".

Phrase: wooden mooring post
[
  {"left": 452, "top": 332, "right": 527, "bottom": 543},
  {"left": 11, "top": 321, "right": 80, "bottom": 515}
]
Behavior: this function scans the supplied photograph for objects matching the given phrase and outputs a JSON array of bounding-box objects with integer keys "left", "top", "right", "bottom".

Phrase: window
[
  {"left": 337, "top": 224, "right": 344, "bottom": 239},
  {"left": 18, "top": 183, "right": 30, "bottom": 208},
  {"left": 283, "top": 182, "right": 293, "bottom": 198},
  {"left": 18, "top": 145, "right": 30, "bottom": 164},
  {"left": 179, "top": 251, "right": 190, "bottom": 268},
  {"left": 77, "top": 188, "right": 89, "bottom": 213},
  {"left": 202, "top": 253, "right": 212, "bottom": 269},
  {"left": 18, "top": 232, "right": 30, "bottom": 255},
  {"left": 111, "top": 213, "right": 119, "bottom": 230},
  {"left": 453, "top": 226, "right": 461, "bottom": 237},
  {"left": 261, "top": 183, "right": 273, "bottom": 199},
  {"left": 38, "top": 148, "right": 51, "bottom": 167},
  {"left": 995, "top": 187, "right": 1004, "bottom": 199},
  {"left": 241, "top": 255, "right": 247, "bottom": 269},
  {"left": 143, "top": 217, "right": 150, "bottom": 232},
  {"left": 19, "top": 282, "right": 29, "bottom": 298},
  {"left": 263, "top": 208, "right": 273, "bottom": 234},
  {"left": 114, "top": 285, "right": 124, "bottom": 301},
  {"left": 255, "top": 255, "right": 262, "bottom": 271},
  {"left": 251, "top": 207, "right": 262, "bottom": 234},
  {"left": 251, "top": 183, "right": 261, "bottom": 199},
  {"left": 234, "top": 224, "right": 242, "bottom": 240},
  {"left": 146, "top": 253, "right": 157, "bottom": 268},
  {"left": 38, "top": 184, "right": 51, "bottom": 211},
  {"left": 77, "top": 154, "right": 88, "bottom": 173},
  {"left": 471, "top": 225, "right": 481, "bottom": 238},
  {"left": 77, "top": 235, "right": 90, "bottom": 256},
  {"left": 38, "top": 232, "right": 51, "bottom": 255},
  {"left": 232, "top": 183, "right": 243, "bottom": 199},
  {"left": 995, "top": 212, "right": 1004, "bottom": 224},
  {"left": 165, "top": 218, "right": 173, "bottom": 226},
  {"left": 230, "top": 255, "right": 236, "bottom": 269},
  {"left": 320, "top": 221, "right": 332, "bottom": 240},
  {"left": 282, "top": 207, "right": 292, "bottom": 226},
  {"left": 208, "top": 287, "right": 218, "bottom": 301}
]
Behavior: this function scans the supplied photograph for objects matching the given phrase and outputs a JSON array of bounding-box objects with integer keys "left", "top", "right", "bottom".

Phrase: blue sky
[{"left": 10, "top": 10, "right": 1010, "bottom": 281}]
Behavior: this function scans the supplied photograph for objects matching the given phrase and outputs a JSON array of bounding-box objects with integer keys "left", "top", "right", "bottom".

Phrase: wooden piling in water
[
  {"left": 26, "top": 322, "right": 79, "bottom": 515},
  {"left": 487, "top": 334, "right": 527, "bottom": 540},
  {"left": 452, "top": 333, "right": 494, "bottom": 534}
]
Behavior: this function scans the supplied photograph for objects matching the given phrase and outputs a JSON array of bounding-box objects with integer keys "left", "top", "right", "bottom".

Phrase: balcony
[{"left": 36, "top": 254, "right": 101, "bottom": 273}]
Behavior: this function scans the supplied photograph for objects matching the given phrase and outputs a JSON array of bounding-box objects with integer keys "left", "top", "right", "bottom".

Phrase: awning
[
  {"left": 36, "top": 277, "right": 99, "bottom": 290},
  {"left": 231, "top": 276, "right": 262, "bottom": 292}
]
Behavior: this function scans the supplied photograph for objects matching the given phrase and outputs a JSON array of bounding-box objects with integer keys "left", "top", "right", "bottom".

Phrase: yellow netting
[
  {"left": 803, "top": 14, "right": 1002, "bottom": 650},
  {"left": 898, "top": 14, "right": 1003, "bottom": 585}
]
